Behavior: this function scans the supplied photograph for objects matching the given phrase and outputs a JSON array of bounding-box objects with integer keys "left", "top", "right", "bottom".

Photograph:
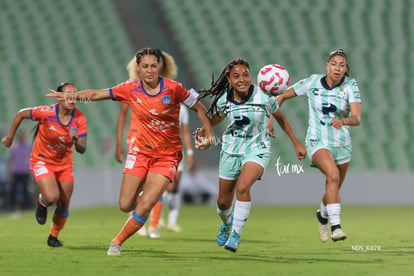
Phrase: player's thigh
[{"left": 119, "top": 173, "right": 145, "bottom": 209}]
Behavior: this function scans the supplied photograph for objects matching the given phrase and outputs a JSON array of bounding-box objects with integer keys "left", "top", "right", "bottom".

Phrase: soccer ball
[{"left": 257, "top": 64, "right": 290, "bottom": 96}]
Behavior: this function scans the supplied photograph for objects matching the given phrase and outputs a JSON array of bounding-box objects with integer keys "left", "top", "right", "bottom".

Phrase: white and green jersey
[
  {"left": 215, "top": 84, "right": 278, "bottom": 155},
  {"left": 293, "top": 74, "right": 361, "bottom": 147}
]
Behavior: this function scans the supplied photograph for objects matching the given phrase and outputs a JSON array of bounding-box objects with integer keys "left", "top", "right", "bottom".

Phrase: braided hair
[{"left": 198, "top": 58, "right": 250, "bottom": 117}]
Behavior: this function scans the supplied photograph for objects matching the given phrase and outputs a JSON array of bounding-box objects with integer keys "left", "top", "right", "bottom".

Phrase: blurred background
[{"left": 0, "top": 0, "right": 413, "bottom": 210}]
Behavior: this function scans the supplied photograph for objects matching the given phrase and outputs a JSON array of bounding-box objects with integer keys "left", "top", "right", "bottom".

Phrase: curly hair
[
  {"left": 126, "top": 48, "right": 177, "bottom": 80},
  {"left": 198, "top": 58, "right": 250, "bottom": 117}
]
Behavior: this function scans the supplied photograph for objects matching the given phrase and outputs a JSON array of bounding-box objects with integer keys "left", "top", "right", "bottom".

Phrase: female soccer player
[
  {"left": 47, "top": 47, "right": 214, "bottom": 256},
  {"left": 2, "top": 82, "right": 87, "bottom": 247},
  {"left": 194, "top": 58, "right": 306, "bottom": 252},
  {"left": 276, "top": 48, "right": 361, "bottom": 242},
  {"left": 116, "top": 50, "right": 193, "bottom": 238}
]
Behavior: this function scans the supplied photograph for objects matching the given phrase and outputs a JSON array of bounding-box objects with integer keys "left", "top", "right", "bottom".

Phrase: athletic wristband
[{"left": 186, "top": 149, "right": 194, "bottom": 156}]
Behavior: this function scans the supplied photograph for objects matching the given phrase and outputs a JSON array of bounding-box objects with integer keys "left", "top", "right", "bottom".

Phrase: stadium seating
[
  {"left": 0, "top": 0, "right": 134, "bottom": 168},
  {"left": 157, "top": 0, "right": 413, "bottom": 171}
]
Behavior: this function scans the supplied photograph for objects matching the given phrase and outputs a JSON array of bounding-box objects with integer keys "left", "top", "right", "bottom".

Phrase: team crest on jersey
[
  {"left": 338, "top": 89, "right": 346, "bottom": 99},
  {"left": 162, "top": 95, "right": 172, "bottom": 105}
]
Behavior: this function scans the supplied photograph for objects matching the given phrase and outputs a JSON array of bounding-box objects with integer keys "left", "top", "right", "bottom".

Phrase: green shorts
[
  {"left": 306, "top": 139, "right": 352, "bottom": 165},
  {"left": 219, "top": 150, "right": 271, "bottom": 180}
]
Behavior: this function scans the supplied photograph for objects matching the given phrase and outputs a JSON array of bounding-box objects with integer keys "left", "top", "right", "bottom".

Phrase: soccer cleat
[
  {"left": 107, "top": 242, "right": 121, "bottom": 256},
  {"left": 331, "top": 228, "right": 347, "bottom": 242},
  {"left": 216, "top": 217, "right": 233, "bottom": 246},
  {"left": 36, "top": 199, "right": 47, "bottom": 225},
  {"left": 148, "top": 227, "right": 161, "bottom": 239},
  {"left": 167, "top": 223, "right": 182, "bottom": 233},
  {"left": 47, "top": 234, "right": 63, "bottom": 247},
  {"left": 224, "top": 230, "right": 240, "bottom": 253},
  {"left": 136, "top": 226, "right": 148, "bottom": 237},
  {"left": 316, "top": 210, "right": 329, "bottom": 242}
]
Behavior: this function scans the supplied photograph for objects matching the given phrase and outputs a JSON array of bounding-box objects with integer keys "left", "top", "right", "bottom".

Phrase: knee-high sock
[
  {"left": 217, "top": 205, "right": 232, "bottom": 225},
  {"left": 113, "top": 210, "right": 147, "bottom": 245},
  {"left": 327, "top": 203, "right": 341, "bottom": 226},
  {"left": 50, "top": 208, "right": 68, "bottom": 238},
  {"left": 167, "top": 192, "right": 181, "bottom": 225},
  {"left": 232, "top": 200, "right": 251, "bottom": 235},
  {"left": 150, "top": 197, "right": 163, "bottom": 228}
]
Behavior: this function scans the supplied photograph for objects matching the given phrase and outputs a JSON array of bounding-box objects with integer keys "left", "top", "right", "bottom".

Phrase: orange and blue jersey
[
  {"left": 110, "top": 77, "right": 198, "bottom": 156},
  {"left": 30, "top": 103, "right": 87, "bottom": 166}
]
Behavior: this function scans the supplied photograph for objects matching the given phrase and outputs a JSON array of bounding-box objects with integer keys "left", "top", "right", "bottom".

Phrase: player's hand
[
  {"left": 268, "top": 123, "right": 276, "bottom": 138},
  {"left": 295, "top": 143, "right": 307, "bottom": 160},
  {"left": 2, "top": 136, "right": 12, "bottom": 148},
  {"left": 331, "top": 118, "right": 345, "bottom": 129},
  {"left": 194, "top": 127, "right": 212, "bottom": 150},
  {"left": 69, "top": 127, "right": 78, "bottom": 143},
  {"left": 47, "top": 89, "right": 67, "bottom": 102},
  {"left": 115, "top": 145, "right": 125, "bottom": 163}
]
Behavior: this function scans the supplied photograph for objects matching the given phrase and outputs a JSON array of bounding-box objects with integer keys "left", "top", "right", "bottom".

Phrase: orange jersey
[
  {"left": 30, "top": 103, "right": 87, "bottom": 166},
  {"left": 110, "top": 77, "right": 198, "bottom": 156}
]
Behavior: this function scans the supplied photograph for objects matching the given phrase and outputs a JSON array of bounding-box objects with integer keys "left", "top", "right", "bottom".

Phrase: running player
[
  {"left": 195, "top": 58, "right": 306, "bottom": 252},
  {"left": 276, "top": 48, "right": 361, "bottom": 242},
  {"left": 2, "top": 82, "right": 87, "bottom": 247},
  {"left": 47, "top": 47, "right": 214, "bottom": 256}
]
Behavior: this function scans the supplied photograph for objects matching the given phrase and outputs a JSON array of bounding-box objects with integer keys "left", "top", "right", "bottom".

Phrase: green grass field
[{"left": 0, "top": 205, "right": 413, "bottom": 276}]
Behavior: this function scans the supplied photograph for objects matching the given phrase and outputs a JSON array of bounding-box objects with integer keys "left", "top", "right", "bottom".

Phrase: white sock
[
  {"left": 168, "top": 193, "right": 181, "bottom": 225},
  {"left": 232, "top": 200, "right": 251, "bottom": 235},
  {"left": 217, "top": 205, "right": 232, "bottom": 225},
  {"left": 163, "top": 192, "right": 172, "bottom": 208},
  {"left": 320, "top": 202, "right": 328, "bottom": 219},
  {"left": 327, "top": 203, "right": 341, "bottom": 226}
]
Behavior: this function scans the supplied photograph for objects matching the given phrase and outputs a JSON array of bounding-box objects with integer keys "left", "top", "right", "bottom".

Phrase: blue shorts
[{"left": 219, "top": 150, "right": 271, "bottom": 180}]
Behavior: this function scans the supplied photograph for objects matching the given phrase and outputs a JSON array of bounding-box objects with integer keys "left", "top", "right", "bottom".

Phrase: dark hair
[
  {"left": 198, "top": 58, "right": 250, "bottom": 117},
  {"left": 327, "top": 48, "right": 350, "bottom": 77},
  {"left": 56, "top": 82, "right": 74, "bottom": 92},
  {"left": 32, "top": 82, "right": 74, "bottom": 143},
  {"left": 135, "top": 47, "right": 162, "bottom": 65}
]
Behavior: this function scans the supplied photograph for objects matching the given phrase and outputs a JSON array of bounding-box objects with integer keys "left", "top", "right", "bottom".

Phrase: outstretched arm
[
  {"left": 2, "top": 108, "right": 31, "bottom": 148},
  {"left": 272, "top": 109, "right": 306, "bottom": 160},
  {"left": 47, "top": 89, "right": 111, "bottom": 102},
  {"left": 115, "top": 103, "right": 129, "bottom": 163}
]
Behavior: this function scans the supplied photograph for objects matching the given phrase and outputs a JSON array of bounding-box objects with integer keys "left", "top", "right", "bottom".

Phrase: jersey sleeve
[
  {"left": 267, "top": 95, "right": 279, "bottom": 114},
  {"left": 30, "top": 105, "right": 50, "bottom": 122},
  {"left": 293, "top": 76, "right": 312, "bottom": 97},
  {"left": 347, "top": 78, "right": 361, "bottom": 103},
  {"left": 76, "top": 112, "right": 88, "bottom": 138},
  {"left": 181, "top": 87, "right": 198, "bottom": 108},
  {"left": 109, "top": 81, "right": 131, "bottom": 103}
]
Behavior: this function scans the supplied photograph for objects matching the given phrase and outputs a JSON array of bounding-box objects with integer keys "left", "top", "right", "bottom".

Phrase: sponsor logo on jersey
[
  {"left": 149, "top": 109, "right": 158, "bottom": 115},
  {"left": 233, "top": 115, "right": 251, "bottom": 126}
]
